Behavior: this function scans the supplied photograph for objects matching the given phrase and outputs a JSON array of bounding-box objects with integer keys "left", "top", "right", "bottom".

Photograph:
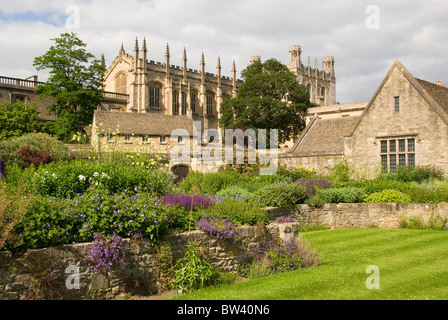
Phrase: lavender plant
[{"left": 162, "top": 193, "right": 216, "bottom": 211}]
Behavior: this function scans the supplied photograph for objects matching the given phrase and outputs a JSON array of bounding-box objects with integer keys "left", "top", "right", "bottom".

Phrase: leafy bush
[
  {"left": 391, "top": 165, "right": 444, "bottom": 183},
  {"left": 196, "top": 215, "right": 238, "bottom": 242},
  {"left": 203, "top": 198, "right": 269, "bottom": 226},
  {"left": 12, "top": 186, "right": 171, "bottom": 250},
  {"left": 364, "top": 189, "right": 412, "bottom": 203},
  {"left": 215, "top": 186, "right": 250, "bottom": 199},
  {"left": 0, "top": 189, "right": 31, "bottom": 250},
  {"left": 7, "top": 159, "right": 176, "bottom": 198},
  {"left": 177, "top": 171, "right": 244, "bottom": 195},
  {"left": 360, "top": 179, "right": 413, "bottom": 195},
  {"left": 17, "top": 146, "right": 53, "bottom": 169},
  {"left": 242, "top": 237, "right": 320, "bottom": 278},
  {"left": 327, "top": 160, "right": 351, "bottom": 184},
  {"left": 276, "top": 165, "right": 319, "bottom": 180},
  {"left": 0, "top": 132, "right": 70, "bottom": 167},
  {"left": 406, "top": 188, "right": 448, "bottom": 204},
  {"left": 399, "top": 214, "right": 448, "bottom": 230},
  {"left": 252, "top": 181, "right": 308, "bottom": 207},
  {"left": 305, "top": 196, "right": 326, "bottom": 208},
  {"left": 318, "top": 187, "right": 366, "bottom": 203},
  {"left": 297, "top": 178, "right": 332, "bottom": 195},
  {"left": 170, "top": 242, "right": 220, "bottom": 293}
]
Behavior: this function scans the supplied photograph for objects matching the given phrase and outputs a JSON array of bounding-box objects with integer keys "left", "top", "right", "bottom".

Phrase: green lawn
[{"left": 168, "top": 228, "right": 448, "bottom": 300}]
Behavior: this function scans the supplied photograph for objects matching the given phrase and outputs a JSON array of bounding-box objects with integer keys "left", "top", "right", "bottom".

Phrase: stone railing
[{"left": 0, "top": 76, "right": 43, "bottom": 88}]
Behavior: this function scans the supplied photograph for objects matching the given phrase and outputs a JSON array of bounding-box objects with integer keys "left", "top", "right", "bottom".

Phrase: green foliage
[
  {"left": 177, "top": 170, "right": 244, "bottom": 195},
  {"left": 6, "top": 159, "right": 175, "bottom": 198},
  {"left": 0, "top": 132, "right": 70, "bottom": 167},
  {"left": 204, "top": 198, "right": 269, "bottom": 226},
  {"left": 12, "top": 187, "right": 171, "bottom": 251},
  {"left": 276, "top": 165, "right": 319, "bottom": 181},
  {"left": 0, "top": 101, "right": 42, "bottom": 140},
  {"left": 385, "top": 165, "right": 444, "bottom": 183},
  {"left": 304, "top": 195, "right": 326, "bottom": 208},
  {"left": 219, "top": 58, "right": 312, "bottom": 145},
  {"left": 406, "top": 188, "right": 448, "bottom": 204},
  {"left": 399, "top": 214, "right": 448, "bottom": 230},
  {"left": 0, "top": 188, "right": 31, "bottom": 250},
  {"left": 33, "top": 32, "right": 106, "bottom": 141},
  {"left": 215, "top": 185, "right": 250, "bottom": 199},
  {"left": 252, "top": 180, "right": 308, "bottom": 207},
  {"left": 299, "top": 223, "right": 328, "bottom": 232},
  {"left": 169, "top": 242, "right": 220, "bottom": 293},
  {"left": 327, "top": 160, "right": 352, "bottom": 184},
  {"left": 318, "top": 187, "right": 366, "bottom": 203},
  {"left": 243, "top": 237, "right": 320, "bottom": 279},
  {"left": 364, "top": 189, "right": 412, "bottom": 203}
]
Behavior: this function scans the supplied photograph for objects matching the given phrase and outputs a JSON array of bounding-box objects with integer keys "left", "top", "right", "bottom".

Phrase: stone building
[
  {"left": 281, "top": 60, "right": 448, "bottom": 176},
  {"left": 101, "top": 38, "right": 242, "bottom": 139},
  {"left": 287, "top": 45, "right": 336, "bottom": 107}
]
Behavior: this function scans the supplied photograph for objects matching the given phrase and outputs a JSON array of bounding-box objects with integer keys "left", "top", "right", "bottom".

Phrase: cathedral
[
  {"left": 99, "top": 38, "right": 336, "bottom": 137},
  {"left": 101, "top": 37, "right": 242, "bottom": 136}
]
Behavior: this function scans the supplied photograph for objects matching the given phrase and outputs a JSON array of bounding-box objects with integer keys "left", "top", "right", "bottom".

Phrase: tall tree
[
  {"left": 33, "top": 32, "right": 105, "bottom": 141},
  {"left": 219, "top": 58, "right": 315, "bottom": 145},
  {"left": 0, "top": 101, "right": 41, "bottom": 141}
]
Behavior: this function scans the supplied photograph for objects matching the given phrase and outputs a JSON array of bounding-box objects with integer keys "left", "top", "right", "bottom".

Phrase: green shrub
[
  {"left": 204, "top": 198, "right": 269, "bottom": 226},
  {"left": 12, "top": 187, "right": 172, "bottom": 251},
  {"left": 215, "top": 186, "right": 250, "bottom": 199},
  {"left": 304, "top": 195, "right": 326, "bottom": 208},
  {"left": 252, "top": 181, "right": 308, "bottom": 207},
  {"left": 276, "top": 165, "right": 319, "bottom": 180},
  {"left": 177, "top": 171, "right": 245, "bottom": 195},
  {"left": 7, "top": 159, "right": 176, "bottom": 198},
  {"left": 364, "top": 189, "right": 412, "bottom": 203},
  {"left": 400, "top": 214, "right": 448, "bottom": 230},
  {"left": 327, "top": 160, "right": 351, "bottom": 183},
  {"left": 361, "top": 179, "right": 413, "bottom": 195},
  {"left": 169, "top": 242, "right": 220, "bottom": 293},
  {"left": 318, "top": 187, "right": 366, "bottom": 203},
  {"left": 406, "top": 188, "right": 448, "bottom": 204},
  {"left": 0, "top": 132, "right": 70, "bottom": 167}
]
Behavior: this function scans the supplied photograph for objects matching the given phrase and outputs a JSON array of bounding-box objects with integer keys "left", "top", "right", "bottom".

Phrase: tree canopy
[
  {"left": 219, "top": 58, "right": 315, "bottom": 145},
  {"left": 0, "top": 101, "right": 41, "bottom": 141},
  {"left": 33, "top": 32, "right": 105, "bottom": 142}
]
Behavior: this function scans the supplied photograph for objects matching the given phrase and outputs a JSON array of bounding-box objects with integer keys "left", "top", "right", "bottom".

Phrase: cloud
[{"left": 0, "top": 0, "right": 447, "bottom": 104}]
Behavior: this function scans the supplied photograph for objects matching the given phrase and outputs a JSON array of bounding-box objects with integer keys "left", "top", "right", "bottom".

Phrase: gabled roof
[
  {"left": 291, "top": 115, "right": 359, "bottom": 155},
  {"left": 348, "top": 60, "right": 448, "bottom": 137},
  {"left": 93, "top": 111, "right": 194, "bottom": 136}
]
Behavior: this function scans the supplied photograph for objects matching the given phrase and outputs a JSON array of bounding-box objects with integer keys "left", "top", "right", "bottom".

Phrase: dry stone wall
[{"left": 0, "top": 222, "right": 299, "bottom": 300}]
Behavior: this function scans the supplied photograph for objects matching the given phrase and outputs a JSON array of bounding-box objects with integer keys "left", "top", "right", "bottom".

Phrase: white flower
[
  {"left": 78, "top": 175, "right": 86, "bottom": 181},
  {"left": 52, "top": 173, "right": 57, "bottom": 179},
  {"left": 93, "top": 172, "right": 99, "bottom": 177}
]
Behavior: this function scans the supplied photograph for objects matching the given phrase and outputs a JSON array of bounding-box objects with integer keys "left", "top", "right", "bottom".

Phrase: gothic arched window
[
  {"left": 114, "top": 72, "right": 127, "bottom": 94},
  {"left": 172, "top": 91, "right": 180, "bottom": 115},
  {"left": 149, "top": 83, "right": 162, "bottom": 109}
]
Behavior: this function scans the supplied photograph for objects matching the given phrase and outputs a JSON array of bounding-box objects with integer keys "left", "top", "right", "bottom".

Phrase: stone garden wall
[
  {"left": 2, "top": 202, "right": 446, "bottom": 300},
  {"left": 0, "top": 222, "right": 299, "bottom": 300}
]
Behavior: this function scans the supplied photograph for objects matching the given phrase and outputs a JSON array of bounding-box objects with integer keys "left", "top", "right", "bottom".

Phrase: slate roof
[
  {"left": 415, "top": 78, "right": 448, "bottom": 116},
  {"left": 291, "top": 116, "right": 359, "bottom": 155},
  {"left": 93, "top": 111, "right": 195, "bottom": 136}
]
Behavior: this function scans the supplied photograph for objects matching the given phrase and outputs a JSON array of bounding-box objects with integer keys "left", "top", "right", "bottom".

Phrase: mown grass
[{"left": 168, "top": 228, "right": 448, "bottom": 300}]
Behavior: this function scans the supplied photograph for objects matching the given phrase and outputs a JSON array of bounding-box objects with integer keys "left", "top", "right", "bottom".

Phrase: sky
[{"left": 0, "top": 0, "right": 447, "bottom": 104}]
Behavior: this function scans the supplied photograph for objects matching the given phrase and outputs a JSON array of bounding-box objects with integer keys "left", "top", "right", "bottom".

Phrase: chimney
[{"left": 436, "top": 80, "right": 444, "bottom": 87}]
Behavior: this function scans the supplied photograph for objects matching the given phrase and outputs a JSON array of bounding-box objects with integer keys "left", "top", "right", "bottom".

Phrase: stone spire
[
  {"left": 232, "top": 59, "right": 237, "bottom": 97},
  {"left": 217, "top": 56, "right": 222, "bottom": 88},
  {"left": 182, "top": 47, "right": 188, "bottom": 83},
  {"left": 200, "top": 51, "right": 206, "bottom": 85},
  {"left": 165, "top": 43, "right": 170, "bottom": 77}
]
